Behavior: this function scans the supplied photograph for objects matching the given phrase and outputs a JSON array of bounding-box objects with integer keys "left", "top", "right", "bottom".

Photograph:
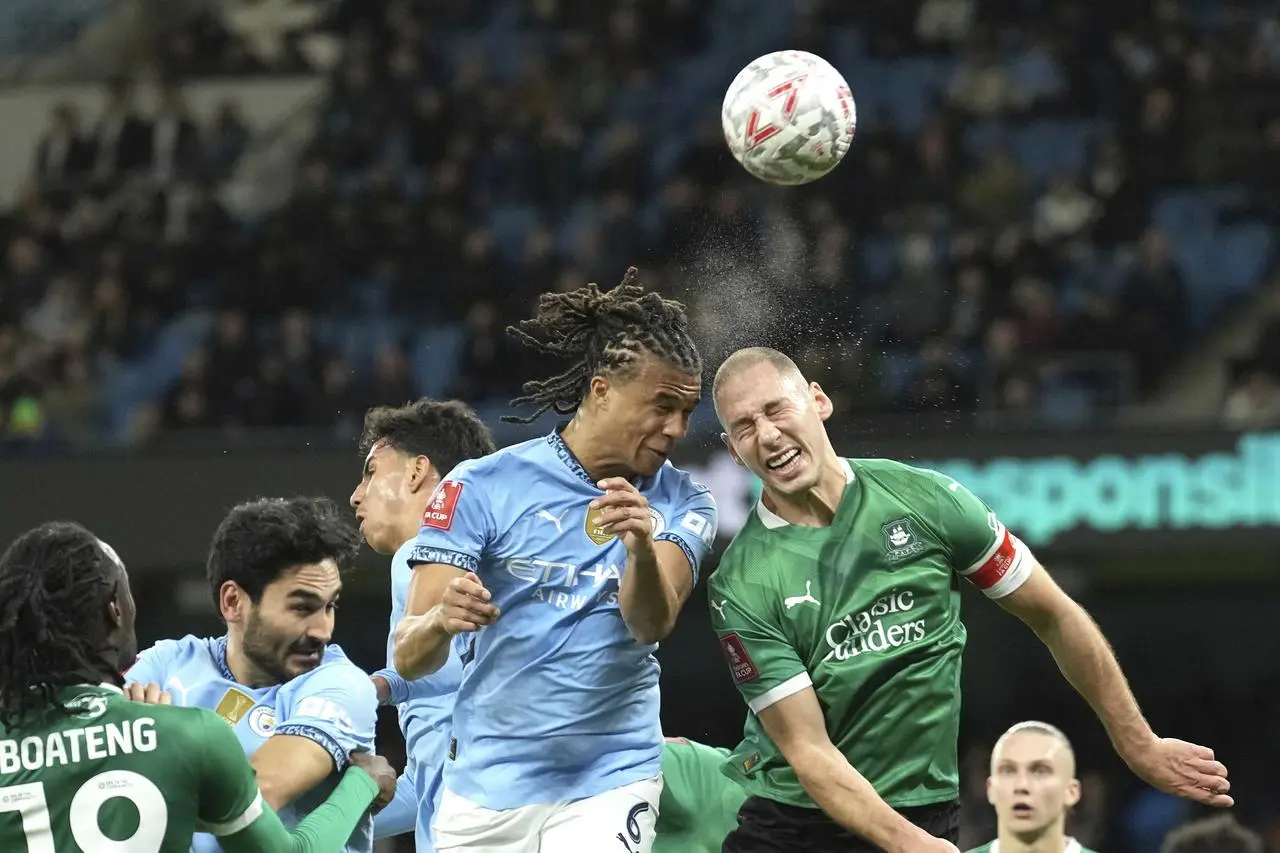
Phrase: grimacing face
[
  {"left": 987, "top": 729, "right": 1081, "bottom": 837},
  {"left": 237, "top": 560, "right": 341, "bottom": 685},
  {"left": 350, "top": 440, "right": 426, "bottom": 555},
  {"left": 716, "top": 360, "right": 834, "bottom": 496},
  {"left": 593, "top": 355, "right": 701, "bottom": 477}
]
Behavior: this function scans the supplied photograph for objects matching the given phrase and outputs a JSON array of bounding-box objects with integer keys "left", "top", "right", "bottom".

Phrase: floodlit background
[{"left": 1, "top": 0, "right": 1278, "bottom": 851}]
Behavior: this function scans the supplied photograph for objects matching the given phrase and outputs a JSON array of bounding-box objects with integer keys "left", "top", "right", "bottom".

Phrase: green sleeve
[
  {"left": 707, "top": 560, "right": 811, "bottom": 716},
  {"left": 917, "top": 468, "right": 1032, "bottom": 599},
  {"left": 193, "top": 710, "right": 265, "bottom": 832},
  {"left": 193, "top": 709, "right": 379, "bottom": 853},
  {"left": 217, "top": 768, "right": 379, "bottom": 853}
]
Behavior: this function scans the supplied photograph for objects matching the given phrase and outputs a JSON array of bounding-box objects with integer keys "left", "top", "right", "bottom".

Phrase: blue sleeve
[
  {"left": 123, "top": 639, "right": 177, "bottom": 686},
  {"left": 373, "top": 773, "right": 418, "bottom": 838},
  {"left": 656, "top": 482, "right": 719, "bottom": 586},
  {"left": 275, "top": 663, "right": 378, "bottom": 772},
  {"left": 372, "top": 668, "right": 410, "bottom": 706},
  {"left": 408, "top": 462, "right": 496, "bottom": 574}
]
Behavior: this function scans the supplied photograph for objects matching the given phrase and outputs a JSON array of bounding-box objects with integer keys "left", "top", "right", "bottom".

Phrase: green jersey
[
  {"left": 708, "top": 458, "right": 1032, "bottom": 810},
  {"left": 0, "top": 683, "right": 377, "bottom": 853},
  {"left": 966, "top": 838, "right": 1096, "bottom": 853},
  {"left": 655, "top": 737, "right": 746, "bottom": 853}
]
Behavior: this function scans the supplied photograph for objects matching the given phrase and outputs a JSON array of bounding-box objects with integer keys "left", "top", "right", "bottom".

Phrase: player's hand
[
  {"left": 348, "top": 750, "right": 397, "bottom": 813},
  {"left": 592, "top": 478, "right": 656, "bottom": 552},
  {"left": 439, "top": 571, "right": 499, "bottom": 634},
  {"left": 1124, "top": 737, "right": 1233, "bottom": 807},
  {"left": 370, "top": 675, "right": 392, "bottom": 707},
  {"left": 123, "top": 682, "right": 172, "bottom": 705}
]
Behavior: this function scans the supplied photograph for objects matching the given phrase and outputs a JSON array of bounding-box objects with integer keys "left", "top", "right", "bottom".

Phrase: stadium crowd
[{"left": 0, "top": 0, "right": 1277, "bottom": 451}]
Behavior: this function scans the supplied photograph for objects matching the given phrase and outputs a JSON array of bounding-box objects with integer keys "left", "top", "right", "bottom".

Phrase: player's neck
[
  {"left": 560, "top": 418, "right": 634, "bottom": 481},
  {"left": 223, "top": 632, "right": 278, "bottom": 688},
  {"left": 996, "top": 822, "right": 1069, "bottom": 853},
  {"left": 761, "top": 455, "right": 848, "bottom": 527}
]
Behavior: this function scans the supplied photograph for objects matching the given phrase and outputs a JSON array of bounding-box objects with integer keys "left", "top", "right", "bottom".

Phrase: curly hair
[
  {"left": 206, "top": 496, "right": 363, "bottom": 613},
  {"left": 358, "top": 398, "right": 496, "bottom": 474},
  {"left": 0, "top": 522, "right": 122, "bottom": 730},
  {"left": 503, "top": 266, "right": 702, "bottom": 424}
]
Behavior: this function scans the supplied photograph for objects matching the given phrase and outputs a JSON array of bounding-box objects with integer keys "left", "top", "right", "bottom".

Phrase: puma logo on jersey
[
  {"left": 535, "top": 509, "right": 568, "bottom": 533},
  {"left": 710, "top": 599, "right": 727, "bottom": 620},
  {"left": 784, "top": 580, "right": 820, "bottom": 610}
]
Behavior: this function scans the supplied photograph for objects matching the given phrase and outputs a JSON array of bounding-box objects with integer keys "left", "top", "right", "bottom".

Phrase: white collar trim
[
  {"left": 989, "top": 839, "right": 1082, "bottom": 853},
  {"left": 77, "top": 682, "right": 124, "bottom": 695},
  {"left": 755, "top": 458, "right": 855, "bottom": 529}
]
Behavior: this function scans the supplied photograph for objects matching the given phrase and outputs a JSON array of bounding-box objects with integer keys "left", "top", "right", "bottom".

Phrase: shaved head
[
  {"left": 713, "top": 347, "right": 804, "bottom": 423},
  {"left": 991, "top": 721, "right": 1076, "bottom": 776}
]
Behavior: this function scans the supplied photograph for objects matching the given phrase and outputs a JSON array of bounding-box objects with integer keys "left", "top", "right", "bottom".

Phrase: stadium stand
[{"left": 0, "top": 0, "right": 1277, "bottom": 452}]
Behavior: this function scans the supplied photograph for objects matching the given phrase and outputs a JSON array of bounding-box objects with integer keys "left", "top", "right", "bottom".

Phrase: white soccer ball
[{"left": 721, "top": 50, "right": 857, "bottom": 186}]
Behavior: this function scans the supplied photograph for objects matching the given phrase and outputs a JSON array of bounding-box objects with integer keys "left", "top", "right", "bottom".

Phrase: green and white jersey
[
  {"left": 966, "top": 838, "right": 1096, "bottom": 853},
  {"left": 0, "top": 683, "right": 264, "bottom": 852},
  {"left": 707, "top": 458, "right": 1033, "bottom": 810}
]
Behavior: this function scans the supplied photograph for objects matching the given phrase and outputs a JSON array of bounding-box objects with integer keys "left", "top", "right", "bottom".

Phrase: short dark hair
[
  {"left": 1161, "top": 816, "right": 1264, "bottom": 853},
  {"left": 358, "top": 398, "right": 496, "bottom": 476},
  {"left": 503, "top": 266, "right": 702, "bottom": 424},
  {"left": 206, "top": 497, "right": 362, "bottom": 612},
  {"left": 0, "top": 522, "right": 121, "bottom": 729}
]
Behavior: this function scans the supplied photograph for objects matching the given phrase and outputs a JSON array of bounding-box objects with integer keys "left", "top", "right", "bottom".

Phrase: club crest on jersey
[
  {"left": 214, "top": 687, "right": 255, "bottom": 726},
  {"left": 248, "top": 705, "right": 277, "bottom": 737},
  {"left": 882, "top": 518, "right": 925, "bottom": 563},
  {"left": 584, "top": 506, "right": 616, "bottom": 546}
]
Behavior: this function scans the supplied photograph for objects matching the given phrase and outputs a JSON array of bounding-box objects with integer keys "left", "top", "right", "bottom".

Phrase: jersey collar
[
  {"left": 212, "top": 635, "right": 236, "bottom": 681},
  {"left": 74, "top": 683, "right": 124, "bottom": 695},
  {"left": 546, "top": 427, "right": 595, "bottom": 487},
  {"left": 755, "top": 458, "right": 855, "bottom": 529},
  {"left": 989, "top": 839, "right": 1082, "bottom": 853}
]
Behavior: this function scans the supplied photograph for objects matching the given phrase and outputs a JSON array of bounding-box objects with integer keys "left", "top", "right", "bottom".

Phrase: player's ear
[
  {"left": 105, "top": 595, "right": 124, "bottom": 632},
  {"left": 811, "top": 382, "right": 834, "bottom": 422},
  {"left": 587, "top": 373, "right": 610, "bottom": 409},
  {"left": 719, "top": 432, "right": 746, "bottom": 467},
  {"left": 408, "top": 454, "right": 433, "bottom": 492},
  {"left": 1065, "top": 777, "right": 1081, "bottom": 809},
  {"left": 218, "top": 581, "right": 248, "bottom": 623},
  {"left": 985, "top": 775, "right": 996, "bottom": 806}
]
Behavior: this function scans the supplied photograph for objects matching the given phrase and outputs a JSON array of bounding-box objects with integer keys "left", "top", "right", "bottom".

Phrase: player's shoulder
[
  {"left": 286, "top": 650, "right": 376, "bottom": 701},
  {"left": 848, "top": 456, "right": 958, "bottom": 499},
  {"left": 707, "top": 513, "right": 773, "bottom": 591},
  {"left": 653, "top": 460, "right": 713, "bottom": 498},
  {"left": 132, "top": 634, "right": 212, "bottom": 667},
  {"left": 452, "top": 436, "right": 546, "bottom": 478}
]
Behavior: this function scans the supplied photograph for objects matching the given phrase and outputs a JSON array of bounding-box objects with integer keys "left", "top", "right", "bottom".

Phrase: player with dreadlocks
[
  {"left": 393, "top": 267, "right": 719, "bottom": 852},
  {"left": 0, "top": 521, "right": 394, "bottom": 853}
]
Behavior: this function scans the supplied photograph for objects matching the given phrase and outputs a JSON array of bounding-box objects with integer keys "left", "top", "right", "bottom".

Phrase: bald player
[{"left": 964, "top": 722, "right": 1098, "bottom": 853}]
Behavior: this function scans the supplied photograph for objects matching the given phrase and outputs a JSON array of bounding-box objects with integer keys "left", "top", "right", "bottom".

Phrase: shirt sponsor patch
[
  {"left": 719, "top": 632, "right": 760, "bottom": 685},
  {"left": 423, "top": 480, "right": 464, "bottom": 530}
]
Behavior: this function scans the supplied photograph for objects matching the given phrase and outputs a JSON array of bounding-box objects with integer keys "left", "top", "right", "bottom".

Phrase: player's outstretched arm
[
  {"left": 756, "top": 689, "right": 958, "bottom": 853},
  {"left": 997, "top": 562, "right": 1233, "bottom": 808},
  {"left": 394, "top": 565, "right": 496, "bottom": 678},
  {"left": 196, "top": 712, "right": 390, "bottom": 853}
]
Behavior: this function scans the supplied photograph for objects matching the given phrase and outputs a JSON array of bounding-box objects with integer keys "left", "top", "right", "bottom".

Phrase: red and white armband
[{"left": 959, "top": 520, "right": 1033, "bottom": 599}]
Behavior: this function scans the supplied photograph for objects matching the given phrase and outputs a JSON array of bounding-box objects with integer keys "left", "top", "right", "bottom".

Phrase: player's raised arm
[
  {"left": 934, "top": 474, "right": 1232, "bottom": 808},
  {"left": 394, "top": 467, "right": 498, "bottom": 679},
  {"left": 196, "top": 710, "right": 394, "bottom": 853},
  {"left": 596, "top": 476, "right": 717, "bottom": 643},
  {"left": 250, "top": 662, "right": 379, "bottom": 811}
]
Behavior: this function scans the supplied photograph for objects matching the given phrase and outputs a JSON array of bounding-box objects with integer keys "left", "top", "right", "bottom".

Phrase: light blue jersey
[
  {"left": 409, "top": 429, "right": 718, "bottom": 809},
  {"left": 371, "top": 538, "right": 461, "bottom": 851},
  {"left": 126, "top": 635, "right": 378, "bottom": 853}
]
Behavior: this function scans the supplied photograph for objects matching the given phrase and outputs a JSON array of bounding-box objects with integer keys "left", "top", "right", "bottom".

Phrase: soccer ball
[{"left": 721, "top": 50, "right": 857, "bottom": 186}]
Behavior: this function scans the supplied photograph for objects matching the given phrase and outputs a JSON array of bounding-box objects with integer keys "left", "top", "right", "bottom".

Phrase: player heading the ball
[
  {"left": 706, "top": 347, "right": 1231, "bottom": 853},
  {"left": 393, "top": 268, "right": 718, "bottom": 853}
]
